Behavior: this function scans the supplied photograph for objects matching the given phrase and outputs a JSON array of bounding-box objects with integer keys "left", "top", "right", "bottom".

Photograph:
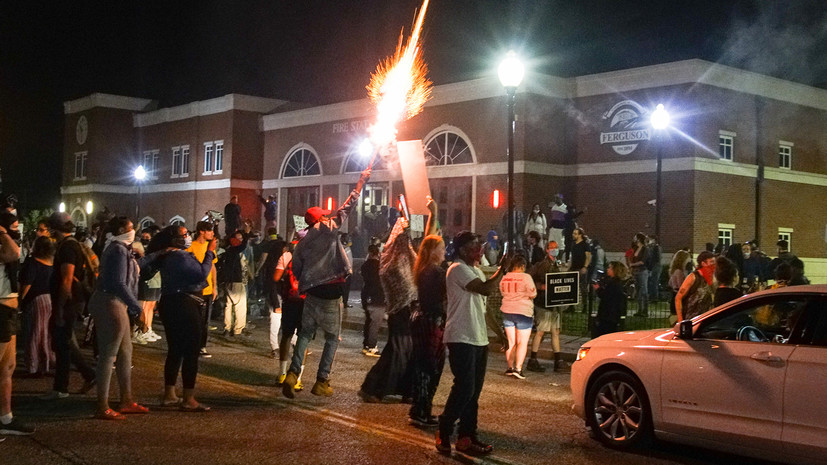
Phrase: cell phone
[
  {"left": 398, "top": 194, "right": 410, "bottom": 221},
  {"left": 502, "top": 241, "right": 509, "bottom": 256}
]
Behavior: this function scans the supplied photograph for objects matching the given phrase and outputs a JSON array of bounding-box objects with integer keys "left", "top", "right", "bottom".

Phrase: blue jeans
[
  {"left": 648, "top": 265, "right": 662, "bottom": 301},
  {"left": 289, "top": 294, "right": 342, "bottom": 381},
  {"left": 633, "top": 269, "right": 649, "bottom": 316}
]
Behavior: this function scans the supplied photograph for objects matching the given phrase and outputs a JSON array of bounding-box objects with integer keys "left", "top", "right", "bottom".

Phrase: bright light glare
[
  {"left": 358, "top": 139, "right": 373, "bottom": 159},
  {"left": 651, "top": 104, "right": 670, "bottom": 130},
  {"left": 498, "top": 51, "right": 525, "bottom": 89},
  {"left": 58, "top": 202, "right": 66, "bottom": 213},
  {"left": 134, "top": 165, "right": 147, "bottom": 181},
  {"left": 576, "top": 347, "right": 590, "bottom": 361},
  {"left": 85, "top": 200, "right": 93, "bottom": 215}
]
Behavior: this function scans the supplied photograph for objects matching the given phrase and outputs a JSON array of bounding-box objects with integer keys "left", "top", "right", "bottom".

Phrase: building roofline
[
  {"left": 63, "top": 93, "right": 157, "bottom": 114},
  {"left": 133, "top": 94, "right": 290, "bottom": 127}
]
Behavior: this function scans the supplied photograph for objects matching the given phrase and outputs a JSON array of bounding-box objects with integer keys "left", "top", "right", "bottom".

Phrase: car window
[
  {"left": 696, "top": 296, "right": 808, "bottom": 343},
  {"left": 797, "top": 298, "right": 827, "bottom": 347}
]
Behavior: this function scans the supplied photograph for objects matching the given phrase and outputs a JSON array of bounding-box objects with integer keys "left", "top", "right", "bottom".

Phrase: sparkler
[{"left": 364, "top": 0, "right": 433, "bottom": 168}]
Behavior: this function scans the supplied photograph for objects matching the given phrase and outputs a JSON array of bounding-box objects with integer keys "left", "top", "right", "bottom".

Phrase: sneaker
[
  {"left": 208, "top": 325, "right": 218, "bottom": 331},
  {"left": 526, "top": 358, "right": 546, "bottom": 373},
  {"left": 0, "top": 418, "right": 35, "bottom": 435},
  {"left": 435, "top": 430, "right": 452, "bottom": 454},
  {"left": 455, "top": 436, "right": 493, "bottom": 455},
  {"left": 554, "top": 359, "right": 571, "bottom": 372},
  {"left": 294, "top": 380, "right": 303, "bottom": 392},
  {"left": 311, "top": 379, "right": 333, "bottom": 397},
  {"left": 504, "top": 367, "right": 514, "bottom": 376},
  {"left": 199, "top": 348, "right": 212, "bottom": 358},
  {"left": 39, "top": 390, "right": 69, "bottom": 400},
  {"left": 512, "top": 370, "right": 526, "bottom": 380},
  {"left": 409, "top": 415, "right": 439, "bottom": 427},
  {"left": 277, "top": 373, "right": 286, "bottom": 386},
  {"left": 363, "top": 347, "right": 381, "bottom": 357},
  {"left": 282, "top": 371, "right": 299, "bottom": 398},
  {"left": 358, "top": 390, "right": 382, "bottom": 403},
  {"left": 147, "top": 330, "right": 162, "bottom": 341},
  {"left": 132, "top": 332, "right": 148, "bottom": 345}
]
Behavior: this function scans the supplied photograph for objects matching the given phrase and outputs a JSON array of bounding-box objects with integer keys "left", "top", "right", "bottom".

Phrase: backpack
[
  {"left": 65, "top": 237, "right": 97, "bottom": 301},
  {"left": 278, "top": 260, "right": 304, "bottom": 301}
]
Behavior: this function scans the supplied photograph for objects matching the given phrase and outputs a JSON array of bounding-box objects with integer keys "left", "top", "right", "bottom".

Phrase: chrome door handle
[{"left": 750, "top": 352, "right": 782, "bottom": 363}]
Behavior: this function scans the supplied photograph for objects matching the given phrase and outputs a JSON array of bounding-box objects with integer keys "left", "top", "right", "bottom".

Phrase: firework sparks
[{"left": 365, "top": 0, "right": 433, "bottom": 165}]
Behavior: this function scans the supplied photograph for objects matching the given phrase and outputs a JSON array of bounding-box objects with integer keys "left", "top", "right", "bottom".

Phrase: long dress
[{"left": 360, "top": 218, "right": 417, "bottom": 399}]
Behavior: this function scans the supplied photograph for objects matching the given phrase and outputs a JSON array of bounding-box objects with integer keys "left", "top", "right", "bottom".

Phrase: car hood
[{"left": 588, "top": 328, "right": 673, "bottom": 345}]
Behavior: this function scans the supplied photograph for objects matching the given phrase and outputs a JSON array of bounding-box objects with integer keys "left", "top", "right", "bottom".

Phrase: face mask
[
  {"left": 548, "top": 248, "right": 559, "bottom": 258},
  {"left": 141, "top": 238, "right": 150, "bottom": 246},
  {"left": 7, "top": 229, "right": 20, "bottom": 242},
  {"left": 183, "top": 235, "right": 193, "bottom": 249},
  {"left": 699, "top": 264, "right": 715, "bottom": 285},
  {"left": 230, "top": 237, "right": 242, "bottom": 247},
  {"left": 113, "top": 230, "right": 136, "bottom": 246},
  {"left": 744, "top": 253, "right": 750, "bottom": 259},
  {"left": 533, "top": 209, "right": 540, "bottom": 214}
]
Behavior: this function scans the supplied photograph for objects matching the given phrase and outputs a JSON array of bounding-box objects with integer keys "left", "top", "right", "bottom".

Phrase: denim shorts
[{"left": 502, "top": 313, "right": 533, "bottom": 330}]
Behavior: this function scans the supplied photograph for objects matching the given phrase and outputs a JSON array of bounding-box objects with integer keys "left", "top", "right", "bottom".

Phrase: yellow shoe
[
  {"left": 277, "top": 374, "right": 286, "bottom": 386},
  {"left": 295, "top": 380, "right": 303, "bottom": 391}
]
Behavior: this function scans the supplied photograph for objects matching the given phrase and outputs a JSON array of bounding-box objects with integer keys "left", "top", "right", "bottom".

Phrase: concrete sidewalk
[{"left": 340, "top": 291, "right": 585, "bottom": 363}]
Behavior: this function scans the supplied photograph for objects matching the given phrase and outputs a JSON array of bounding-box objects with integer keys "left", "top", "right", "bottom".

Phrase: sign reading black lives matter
[{"left": 545, "top": 272, "right": 580, "bottom": 307}]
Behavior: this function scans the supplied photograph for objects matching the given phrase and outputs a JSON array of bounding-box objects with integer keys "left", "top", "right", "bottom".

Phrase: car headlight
[{"left": 576, "top": 347, "right": 590, "bottom": 361}]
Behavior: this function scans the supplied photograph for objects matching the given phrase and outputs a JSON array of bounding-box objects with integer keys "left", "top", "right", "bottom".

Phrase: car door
[
  {"left": 782, "top": 297, "right": 827, "bottom": 462},
  {"left": 660, "top": 295, "right": 807, "bottom": 451}
]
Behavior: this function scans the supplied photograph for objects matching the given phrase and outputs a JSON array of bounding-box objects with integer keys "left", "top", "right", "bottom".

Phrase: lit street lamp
[
  {"left": 650, "top": 104, "right": 670, "bottom": 241},
  {"left": 498, "top": 51, "right": 524, "bottom": 252},
  {"left": 134, "top": 165, "right": 146, "bottom": 219}
]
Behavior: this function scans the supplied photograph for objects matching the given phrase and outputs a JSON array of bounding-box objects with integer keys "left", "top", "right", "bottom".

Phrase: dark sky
[{"left": 1, "top": 0, "right": 825, "bottom": 211}]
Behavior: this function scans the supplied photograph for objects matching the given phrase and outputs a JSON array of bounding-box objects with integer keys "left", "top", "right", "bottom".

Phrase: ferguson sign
[{"left": 600, "top": 100, "right": 651, "bottom": 155}]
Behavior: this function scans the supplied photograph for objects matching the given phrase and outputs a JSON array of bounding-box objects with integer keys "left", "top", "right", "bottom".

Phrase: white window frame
[
  {"left": 171, "top": 146, "right": 181, "bottom": 178},
  {"left": 180, "top": 145, "right": 190, "bottom": 177},
  {"left": 73, "top": 151, "right": 87, "bottom": 180},
  {"left": 203, "top": 143, "right": 214, "bottom": 175},
  {"left": 717, "top": 223, "right": 734, "bottom": 247},
  {"left": 214, "top": 141, "right": 224, "bottom": 174},
  {"left": 778, "top": 141, "right": 793, "bottom": 170},
  {"left": 778, "top": 227, "right": 793, "bottom": 252},
  {"left": 142, "top": 149, "right": 160, "bottom": 180},
  {"left": 718, "top": 130, "right": 735, "bottom": 161}
]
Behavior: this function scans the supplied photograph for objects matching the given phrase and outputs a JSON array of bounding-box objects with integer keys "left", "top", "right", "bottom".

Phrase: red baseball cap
[{"left": 304, "top": 206, "right": 331, "bottom": 226}]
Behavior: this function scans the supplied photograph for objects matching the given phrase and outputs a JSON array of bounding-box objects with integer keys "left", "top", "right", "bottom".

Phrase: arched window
[
  {"left": 343, "top": 149, "right": 387, "bottom": 173},
  {"left": 138, "top": 217, "right": 156, "bottom": 231},
  {"left": 282, "top": 146, "right": 321, "bottom": 178},
  {"left": 169, "top": 215, "right": 186, "bottom": 227},
  {"left": 424, "top": 129, "right": 474, "bottom": 166},
  {"left": 70, "top": 207, "right": 87, "bottom": 228}
]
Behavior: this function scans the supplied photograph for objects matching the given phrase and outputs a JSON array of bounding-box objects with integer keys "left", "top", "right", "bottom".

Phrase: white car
[{"left": 571, "top": 284, "right": 827, "bottom": 465}]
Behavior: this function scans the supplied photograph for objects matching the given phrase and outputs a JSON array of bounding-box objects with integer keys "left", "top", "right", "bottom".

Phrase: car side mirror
[{"left": 677, "top": 320, "right": 694, "bottom": 340}]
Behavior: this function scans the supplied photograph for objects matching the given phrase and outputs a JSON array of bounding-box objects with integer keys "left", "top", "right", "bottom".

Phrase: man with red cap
[{"left": 282, "top": 167, "right": 371, "bottom": 398}]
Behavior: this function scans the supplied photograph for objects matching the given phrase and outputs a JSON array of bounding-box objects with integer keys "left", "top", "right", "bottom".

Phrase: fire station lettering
[{"left": 545, "top": 272, "right": 580, "bottom": 307}]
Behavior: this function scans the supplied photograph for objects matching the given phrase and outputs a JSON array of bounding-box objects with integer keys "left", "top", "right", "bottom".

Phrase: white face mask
[
  {"left": 533, "top": 208, "right": 540, "bottom": 214},
  {"left": 113, "top": 229, "right": 136, "bottom": 246}
]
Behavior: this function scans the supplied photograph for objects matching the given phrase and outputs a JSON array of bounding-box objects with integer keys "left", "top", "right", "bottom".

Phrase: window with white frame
[
  {"left": 143, "top": 150, "right": 160, "bottom": 179},
  {"left": 171, "top": 147, "right": 182, "bottom": 177},
  {"left": 719, "top": 130, "right": 735, "bottom": 161},
  {"left": 282, "top": 147, "right": 321, "bottom": 177},
  {"left": 424, "top": 130, "right": 474, "bottom": 166},
  {"left": 778, "top": 142, "right": 792, "bottom": 169},
  {"left": 204, "top": 144, "right": 214, "bottom": 174},
  {"left": 214, "top": 142, "right": 223, "bottom": 173},
  {"left": 74, "top": 151, "right": 87, "bottom": 180},
  {"left": 778, "top": 228, "right": 792, "bottom": 252},
  {"left": 181, "top": 145, "right": 189, "bottom": 176},
  {"left": 717, "top": 223, "right": 734, "bottom": 247}
]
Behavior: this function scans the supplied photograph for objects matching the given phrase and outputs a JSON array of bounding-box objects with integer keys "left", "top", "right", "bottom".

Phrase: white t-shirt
[
  {"left": 444, "top": 259, "right": 488, "bottom": 346},
  {"left": 276, "top": 251, "right": 292, "bottom": 271},
  {"left": 499, "top": 271, "right": 536, "bottom": 317}
]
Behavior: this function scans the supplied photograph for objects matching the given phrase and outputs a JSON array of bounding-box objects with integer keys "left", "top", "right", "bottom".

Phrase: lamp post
[
  {"left": 650, "top": 104, "right": 670, "bottom": 241},
  {"left": 134, "top": 165, "right": 146, "bottom": 219},
  {"left": 498, "top": 51, "right": 524, "bottom": 252}
]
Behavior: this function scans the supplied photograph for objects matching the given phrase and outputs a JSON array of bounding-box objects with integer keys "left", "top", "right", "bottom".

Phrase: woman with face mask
[
  {"left": 142, "top": 225, "right": 216, "bottom": 412},
  {"left": 675, "top": 251, "right": 716, "bottom": 321},
  {"left": 523, "top": 204, "right": 547, "bottom": 242},
  {"left": 88, "top": 216, "right": 147, "bottom": 420}
]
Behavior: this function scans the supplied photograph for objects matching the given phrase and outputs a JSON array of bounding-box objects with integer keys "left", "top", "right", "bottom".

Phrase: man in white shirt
[{"left": 436, "top": 231, "right": 505, "bottom": 456}]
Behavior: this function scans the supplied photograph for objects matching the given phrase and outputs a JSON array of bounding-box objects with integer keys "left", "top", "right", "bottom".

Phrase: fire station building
[{"left": 61, "top": 59, "right": 827, "bottom": 282}]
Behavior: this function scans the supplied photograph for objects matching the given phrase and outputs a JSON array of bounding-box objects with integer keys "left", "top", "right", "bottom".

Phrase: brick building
[{"left": 62, "top": 59, "right": 827, "bottom": 282}]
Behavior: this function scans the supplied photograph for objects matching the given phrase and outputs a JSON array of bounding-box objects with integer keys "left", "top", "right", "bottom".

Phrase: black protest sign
[{"left": 545, "top": 272, "right": 580, "bottom": 307}]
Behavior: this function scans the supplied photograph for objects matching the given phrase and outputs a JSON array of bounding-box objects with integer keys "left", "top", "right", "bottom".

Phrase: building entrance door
[{"left": 286, "top": 186, "right": 319, "bottom": 235}]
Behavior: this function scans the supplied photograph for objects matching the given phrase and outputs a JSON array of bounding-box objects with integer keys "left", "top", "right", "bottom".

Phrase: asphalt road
[{"left": 3, "top": 314, "right": 782, "bottom": 465}]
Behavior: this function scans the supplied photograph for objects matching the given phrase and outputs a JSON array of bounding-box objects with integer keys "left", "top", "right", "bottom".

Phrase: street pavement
[{"left": 3, "top": 299, "right": 782, "bottom": 465}]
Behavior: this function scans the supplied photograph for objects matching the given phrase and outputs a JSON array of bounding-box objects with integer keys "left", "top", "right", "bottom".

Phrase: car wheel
[{"left": 586, "top": 370, "right": 653, "bottom": 449}]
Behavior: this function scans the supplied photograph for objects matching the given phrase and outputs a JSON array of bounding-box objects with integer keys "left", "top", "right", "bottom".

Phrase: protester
[
  {"left": 360, "top": 244, "right": 384, "bottom": 357},
  {"left": 223, "top": 195, "right": 241, "bottom": 237},
  {"left": 712, "top": 256, "right": 742, "bottom": 307},
  {"left": 0, "top": 212, "right": 35, "bottom": 435},
  {"left": 524, "top": 230, "right": 544, "bottom": 267},
  {"left": 340, "top": 233, "right": 354, "bottom": 308},
  {"left": 675, "top": 251, "right": 716, "bottom": 321},
  {"left": 483, "top": 230, "right": 501, "bottom": 266},
  {"left": 220, "top": 230, "right": 251, "bottom": 337},
  {"left": 274, "top": 240, "right": 305, "bottom": 389},
  {"left": 187, "top": 221, "right": 218, "bottom": 357},
  {"left": 258, "top": 194, "right": 277, "bottom": 230},
  {"left": 523, "top": 204, "right": 547, "bottom": 240},
  {"left": 592, "top": 261, "right": 628, "bottom": 338},
  {"left": 88, "top": 216, "right": 149, "bottom": 420},
  {"left": 282, "top": 166, "right": 370, "bottom": 399},
  {"left": 135, "top": 227, "right": 162, "bottom": 345},
  {"left": 142, "top": 225, "right": 216, "bottom": 411},
  {"left": 19, "top": 236, "right": 55, "bottom": 376},
  {"left": 667, "top": 250, "right": 691, "bottom": 320},
  {"left": 527, "top": 241, "right": 563, "bottom": 373},
  {"left": 436, "top": 231, "right": 505, "bottom": 456},
  {"left": 628, "top": 233, "right": 649, "bottom": 317},
  {"left": 567, "top": 228, "right": 591, "bottom": 313},
  {"left": 547, "top": 194, "right": 566, "bottom": 249},
  {"left": 43, "top": 212, "right": 96, "bottom": 400},
  {"left": 258, "top": 230, "right": 285, "bottom": 358},
  {"left": 645, "top": 235, "right": 662, "bottom": 302},
  {"left": 498, "top": 255, "right": 536, "bottom": 379}
]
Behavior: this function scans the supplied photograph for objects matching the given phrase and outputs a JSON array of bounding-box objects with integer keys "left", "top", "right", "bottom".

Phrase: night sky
[{"left": 1, "top": 0, "right": 825, "bottom": 211}]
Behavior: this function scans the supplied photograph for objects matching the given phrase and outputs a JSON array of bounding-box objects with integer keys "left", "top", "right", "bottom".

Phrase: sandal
[
  {"left": 94, "top": 409, "right": 126, "bottom": 421},
  {"left": 118, "top": 403, "right": 149, "bottom": 414},
  {"left": 455, "top": 436, "right": 493, "bottom": 455},
  {"left": 179, "top": 403, "right": 211, "bottom": 412},
  {"left": 160, "top": 397, "right": 181, "bottom": 408}
]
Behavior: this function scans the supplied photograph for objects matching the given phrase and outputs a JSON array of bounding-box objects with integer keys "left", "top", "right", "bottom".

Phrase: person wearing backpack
[
  {"left": 274, "top": 240, "right": 306, "bottom": 389},
  {"left": 43, "top": 212, "right": 96, "bottom": 400}
]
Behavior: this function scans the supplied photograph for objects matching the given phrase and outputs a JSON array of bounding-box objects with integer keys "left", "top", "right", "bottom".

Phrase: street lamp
[
  {"left": 134, "top": 165, "right": 146, "bottom": 219},
  {"left": 498, "top": 51, "right": 524, "bottom": 252},
  {"left": 650, "top": 104, "right": 670, "bottom": 241},
  {"left": 85, "top": 200, "right": 93, "bottom": 215}
]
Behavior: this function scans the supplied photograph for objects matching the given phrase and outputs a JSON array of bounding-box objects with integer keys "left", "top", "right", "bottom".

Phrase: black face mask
[
  {"left": 7, "top": 229, "right": 20, "bottom": 242},
  {"left": 141, "top": 238, "right": 150, "bottom": 247}
]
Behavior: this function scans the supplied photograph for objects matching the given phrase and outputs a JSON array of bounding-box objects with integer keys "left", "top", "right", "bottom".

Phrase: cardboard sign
[
  {"left": 293, "top": 215, "right": 308, "bottom": 231},
  {"left": 396, "top": 140, "right": 431, "bottom": 215},
  {"left": 545, "top": 272, "right": 580, "bottom": 307},
  {"left": 410, "top": 214, "right": 425, "bottom": 232}
]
